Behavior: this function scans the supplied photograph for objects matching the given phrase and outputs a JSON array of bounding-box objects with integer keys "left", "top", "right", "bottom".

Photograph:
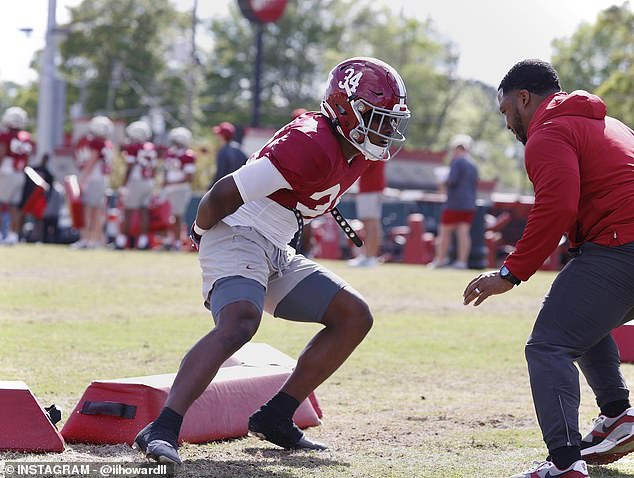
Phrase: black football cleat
[
  {"left": 248, "top": 409, "right": 328, "bottom": 451},
  {"left": 132, "top": 422, "right": 182, "bottom": 465}
]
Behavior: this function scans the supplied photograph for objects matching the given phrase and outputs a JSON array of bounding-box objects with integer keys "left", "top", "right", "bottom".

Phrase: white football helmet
[
  {"left": 2, "top": 106, "right": 28, "bottom": 130},
  {"left": 168, "top": 127, "right": 192, "bottom": 148},
  {"left": 89, "top": 115, "right": 114, "bottom": 138},
  {"left": 126, "top": 120, "right": 151, "bottom": 143}
]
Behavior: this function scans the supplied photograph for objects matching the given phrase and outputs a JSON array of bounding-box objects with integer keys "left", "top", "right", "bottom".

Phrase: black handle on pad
[{"left": 80, "top": 400, "right": 137, "bottom": 419}]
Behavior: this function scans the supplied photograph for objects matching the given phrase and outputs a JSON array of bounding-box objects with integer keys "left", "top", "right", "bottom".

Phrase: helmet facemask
[{"left": 348, "top": 98, "right": 410, "bottom": 161}]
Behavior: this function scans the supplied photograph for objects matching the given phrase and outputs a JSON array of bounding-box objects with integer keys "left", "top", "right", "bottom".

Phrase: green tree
[
  {"left": 329, "top": 4, "right": 520, "bottom": 188},
  {"left": 200, "top": 0, "right": 345, "bottom": 129},
  {"left": 552, "top": 2, "right": 634, "bottom": 125},
  {"left": 59, "top": 0, "right": 189, "bottom": 126}
]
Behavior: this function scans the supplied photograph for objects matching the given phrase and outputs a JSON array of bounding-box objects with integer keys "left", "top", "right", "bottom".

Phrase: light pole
[
  {"left": 36, "top": 0, "right": 58, "bottom": 157},
  {"left": 236, "top": 0, "right": 288, "bottom": 127},
  {"left": 185, "top": 0, "right": 198, "bottom": 130}
]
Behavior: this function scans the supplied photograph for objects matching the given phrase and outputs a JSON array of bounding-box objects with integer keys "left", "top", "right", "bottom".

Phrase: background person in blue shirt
[
  {"left": 429, "top": 134, "right": 479, "bottom": 269},
  {"left": 209, "top": 122, "right": 248, "bottom": 188}
]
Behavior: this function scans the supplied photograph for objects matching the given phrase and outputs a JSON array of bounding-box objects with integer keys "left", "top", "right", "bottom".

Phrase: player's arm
[{"left": 193, "top": 156, "right": 291, "bottom": 231}]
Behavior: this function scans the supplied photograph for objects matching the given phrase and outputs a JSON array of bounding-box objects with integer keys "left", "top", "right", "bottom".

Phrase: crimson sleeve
[{"left": 504, "top": 126, "right": 580, "bottom": 281}]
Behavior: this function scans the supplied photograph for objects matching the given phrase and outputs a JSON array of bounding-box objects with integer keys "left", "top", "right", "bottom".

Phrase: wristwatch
[{"left": 499, "top": 265, "right": 521, "bottom": 286}]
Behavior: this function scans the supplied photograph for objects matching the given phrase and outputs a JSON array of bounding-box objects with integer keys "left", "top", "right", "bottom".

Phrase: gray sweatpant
[{"left": 526, "top": 241, "right": 634, "bottom": 452}]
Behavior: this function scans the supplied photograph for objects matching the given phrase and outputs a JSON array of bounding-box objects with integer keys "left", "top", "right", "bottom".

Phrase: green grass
[{"left": 1, "top": 244, "right": 634, "bottom": 477}]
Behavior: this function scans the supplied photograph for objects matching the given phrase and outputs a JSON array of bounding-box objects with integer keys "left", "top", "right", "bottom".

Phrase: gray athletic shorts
[
  {"left": 164, "top": 185, "right": 191, "bottom": 217},
  {"left": 0, "top": 172, "right": 25, "bottom": 204},
  {"left": 356, "top": 192, "right": 382, "bottom": 220},
  {"left": 82, "top": 177, "right": 107, "bottom": 208},
  {"left": 199, "top": 221, "right": 350, "bottom": 323},
  {"left": 123, "top": 179, "right": 154, "bottom": 209}
]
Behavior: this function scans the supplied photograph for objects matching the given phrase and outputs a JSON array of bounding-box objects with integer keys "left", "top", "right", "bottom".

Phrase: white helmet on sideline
[
  {"left": 126, "top": 120, "right": 151, "bottom": 143},
  {"left": 168, "top": 127, "right": 192, "bottom": 148},
  {"left": 2, "top": 106, "right": 28, "bottom": 130},
  {"left": 89, "top": 115, "right": 114, "bottom": 138}
]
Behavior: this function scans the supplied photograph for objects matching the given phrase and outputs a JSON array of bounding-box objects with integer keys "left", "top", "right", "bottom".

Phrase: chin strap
[
  {"left": 291, "top": 207, "right": 363, "bottom": 252},
  {"left": 331, "top": 208, "right": 363, "bottom": 247}
]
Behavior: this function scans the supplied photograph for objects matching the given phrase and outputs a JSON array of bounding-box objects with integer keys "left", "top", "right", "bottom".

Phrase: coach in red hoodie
[{"left": 464, "top": 59, "right": 634, "bottom": 478}]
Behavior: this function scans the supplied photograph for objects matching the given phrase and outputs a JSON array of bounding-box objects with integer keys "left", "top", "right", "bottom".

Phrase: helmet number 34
[{"left": 338, "top": 68, "right": 363, "bottom": 96}]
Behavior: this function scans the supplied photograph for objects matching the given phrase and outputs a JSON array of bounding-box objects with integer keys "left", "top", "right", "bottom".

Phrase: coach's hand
[{"left": 463, "top": 271, "right": 514, "bottom": 306}]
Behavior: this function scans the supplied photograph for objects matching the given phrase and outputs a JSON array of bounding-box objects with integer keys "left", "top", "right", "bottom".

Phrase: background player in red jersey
[
  {"left": 348, "top": 160, "right": 386, "bottom": 267},
  {"left": 133, "top": 57, "right": 411, "bottom": 465},
  {"left": 0, "top": 107, "right": 34, "bottom": 245},
  {"left": 73, "top": 116, "right": 114, "bottom": 249},
  {"left": 161, "top": 127, "right": 196, "bottom": 251},
  {"left": 116, "top": 120, "right": 157, "bottom": 250}
]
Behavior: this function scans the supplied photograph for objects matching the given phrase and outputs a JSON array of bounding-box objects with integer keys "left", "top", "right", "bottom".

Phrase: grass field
[{"left": 1, "top": 244, "right": 634, "bottom": 477}]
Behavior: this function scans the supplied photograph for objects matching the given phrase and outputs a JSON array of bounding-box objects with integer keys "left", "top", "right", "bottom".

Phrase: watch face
[{"left": 500, "top": 266, "right": 509, "bottom": 277}]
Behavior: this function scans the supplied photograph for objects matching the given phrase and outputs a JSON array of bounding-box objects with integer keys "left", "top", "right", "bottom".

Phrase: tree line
[{"left": 1, "top": 0, "right": 632, "bottom": 192}]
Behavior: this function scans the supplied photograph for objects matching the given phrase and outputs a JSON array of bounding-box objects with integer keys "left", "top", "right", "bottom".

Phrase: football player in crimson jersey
[
  {"left": 161, "top": 127, "right": 196, "bottom": 251},
  {"left": 72, "top": 116, "right": 114, "bottom": 249},
  {"left": 116, "top": 121, "right": 157, "bottom": 250},
  {"left": 133, "top": 57, "right": 410, "bottom": 464},
  {"left": 0, "top": 107, "right": 34, "bottom": 245}
]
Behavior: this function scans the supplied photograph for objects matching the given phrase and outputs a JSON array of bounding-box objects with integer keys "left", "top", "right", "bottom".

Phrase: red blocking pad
[
  {"left": 0, "top": 381, "right": 65, "bottom": 452},
  {"left": 63, "top": 175, "right": 84, "bottom": 229},
  {"left": 613, "top": 322, "right": 634, "bottom": 363},
  {"left": 61, "top": 343, "right": 322, "bottom": 445},
  {"left": 222, "top": 342, "right": 323, "bottom": 418}
]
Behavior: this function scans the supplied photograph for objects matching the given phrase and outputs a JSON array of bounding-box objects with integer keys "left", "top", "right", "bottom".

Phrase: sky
[{"left": 0, "top": 0, "right": 622, "bottom": 88}]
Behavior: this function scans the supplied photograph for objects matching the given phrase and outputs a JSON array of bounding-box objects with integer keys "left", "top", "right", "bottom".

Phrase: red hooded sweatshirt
[{"left": 504, "top": 90, "right": 634, "bottom": 281}]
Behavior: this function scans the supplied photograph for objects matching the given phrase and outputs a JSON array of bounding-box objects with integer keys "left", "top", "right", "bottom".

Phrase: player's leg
[
  {"left": 354, "top": 192, "right": 382, "bottom": 266},
  {"left": 5, "top": 173, "right": 25, "bottom": 244},
  {"left": 137, "top": 179, "right": 154, "bottom": 249},
  {"left": 135, "top": 222, "right": 270, "bottom": 463},
  {"left": 523, "top": 242, "right": 634, "bottom": 471},
  {"left": 167, "top": 283, "right": 264, "bottom": 415},
  {"left": 134, "top": 279, "right": 265, "bottom": 464},
  {"left": 249, "top": 257, "right": 373, "bottom": 449},
  {"left": 454, "top": 221, "right": 471, "bottom": 268},
  {"left": 281, "top": 287, "right": 371, "bottom": 402},
  {"left": 432, "top": 222, "right": 455, "bottom": 267}
]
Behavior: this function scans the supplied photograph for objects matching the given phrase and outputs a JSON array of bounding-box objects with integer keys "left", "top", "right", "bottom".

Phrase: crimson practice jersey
[
  {"left": 75, "top": 136, "right": 114, "bottom": 175},
  {"left": 0, "top": 130, "right": 34, "bottom": 172},
  {"left": 223, "top": 112, "right": 372, "bottom": 250},
  {"left": 121, "top": 142, "right": 158, "bottom": 180},
  {"left": 266, "top": 112, "right": 369, "bottom": 218},
  {"left": 164, "top": 147, "right": 196, "bottom": 185}
]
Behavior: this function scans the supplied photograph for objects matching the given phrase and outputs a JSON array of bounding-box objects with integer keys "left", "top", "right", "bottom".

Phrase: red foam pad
[
  {"left": 0, "top": 381, "right": 65, "bottom": 452},
  {"left": 63, "top": 175, "right": 84, "bottom": 229},
  {"left": 62, "top": 359, "right": 321, "bottom": 444},
  {"left": 613, "top": 323, "right": 634, "bottom": 363},
  {"left": 221, "top": 342, "right": 322, "bottom": 418}
]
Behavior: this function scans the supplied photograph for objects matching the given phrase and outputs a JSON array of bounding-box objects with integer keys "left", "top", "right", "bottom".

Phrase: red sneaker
[
  {"left": 509, "top": 460, "right": 589, "bottom": 478},
  {"left": 581, "top": 407, "right": 634, "bottom": 464}
]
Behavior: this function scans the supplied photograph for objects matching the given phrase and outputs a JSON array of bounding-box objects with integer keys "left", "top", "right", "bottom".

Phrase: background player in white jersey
[
  {"left": 0, "top": 107, "right": 34, "bottom": 245},
  {"left": 73, "top": 115, "right": 114, "bottom": 249},
  {"left": 161, "top": 127, "right": 196, "bottom": 251},
  {"left": 116, "top": 120, "right": 157, "bottom": 250},
  {"left": 133, "top": 57, "right": 410, "bottom": 465}
]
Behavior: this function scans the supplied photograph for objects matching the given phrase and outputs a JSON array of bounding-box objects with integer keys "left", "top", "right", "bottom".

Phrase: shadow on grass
[{"left": 183, "top": 453, "right": 348, "bottom": 478}]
